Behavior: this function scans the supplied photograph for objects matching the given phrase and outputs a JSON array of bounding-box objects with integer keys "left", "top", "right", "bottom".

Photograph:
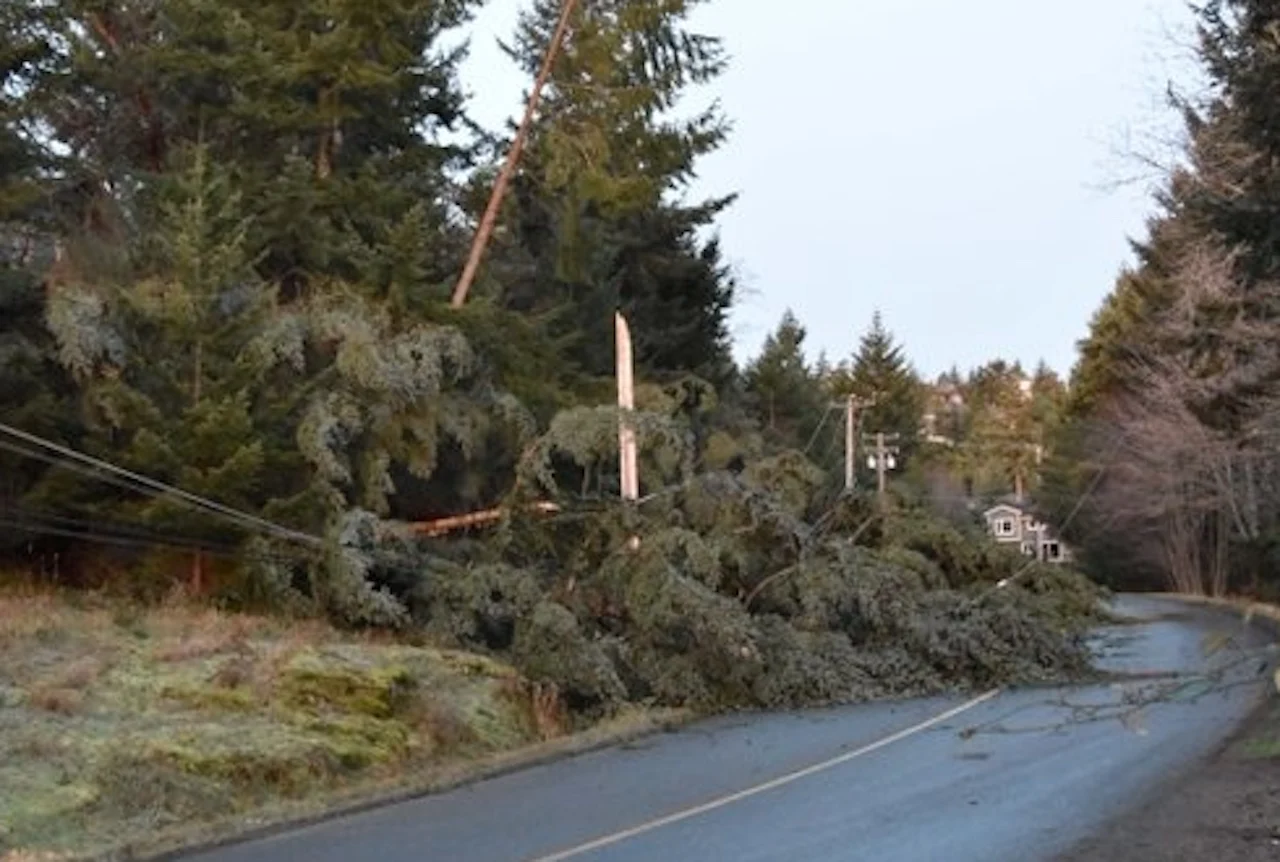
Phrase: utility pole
[
  {"left": 616, "top": 312, "right": 640, "bottom": 552},
  {"left": 863, "top": 431, "right": 900, "bottom": 508},
  {"left": 450, "top": 0, "right": 580, "bottom": 309},
  {"left": 875, "top": 432, "right": 888, "bottom": 497},
  {"left": 842, "top": 394, "right": 875, "bottom": 492},
  {"left": 615, "top": 313, "right": 638, "bottom": 502},
  {"left": 844, "top": 395, "right": 856, "bottom": 491}
]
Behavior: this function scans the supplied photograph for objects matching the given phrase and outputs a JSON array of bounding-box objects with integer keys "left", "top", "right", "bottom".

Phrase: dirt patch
[{"left": 1058, "top": 698, "right": 1280, "bottom": 862}]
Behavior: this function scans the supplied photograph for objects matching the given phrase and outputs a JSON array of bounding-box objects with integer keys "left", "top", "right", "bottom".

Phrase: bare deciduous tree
[{"left": 1084, "top": 235, "right": 1280, "bottom": 596}]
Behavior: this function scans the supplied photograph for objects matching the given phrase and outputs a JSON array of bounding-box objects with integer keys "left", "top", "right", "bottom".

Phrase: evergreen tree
[
  {"left": 743, "top": 310, "right": 826, "bottom": 453},
  {"left": 40, "top": 151, "right": 292, "bottom": 569},
  {"left": 959, "top": 362, "right": 1040, "bottom": 500},
  {"left": 494, "top": 0, "right": 736, "bottom": 384},
  {"left": 17, "top": 0, "right": 480, "bottom": 300},
  {"left": 830, "top": 312, "right": 923, "bottom": 450},
  {"left": 1196, "top": 0, "right": 1280, "bottom": 283},
  {"left": 0, "top": 4, "right": 80, "bottom": 552},
  {"left": 1045, "top": 0, "right": 1280, "bottom": 590},
  {"left": 38, "top": 147, "right": 530, "bottom": 604}
]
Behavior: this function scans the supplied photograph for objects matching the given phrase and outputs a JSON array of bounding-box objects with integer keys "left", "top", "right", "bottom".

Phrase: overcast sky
[{"left": 459, "top": 0, "right": 1199, "bottom": 379}]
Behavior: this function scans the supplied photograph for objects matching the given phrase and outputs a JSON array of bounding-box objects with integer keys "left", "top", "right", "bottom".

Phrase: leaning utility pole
[{"left": 450, "top": 0, "right": 580, "bottom": 309}]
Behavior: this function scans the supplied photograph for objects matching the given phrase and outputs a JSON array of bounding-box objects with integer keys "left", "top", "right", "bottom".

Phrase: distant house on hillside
[{"left": 982, "top": 502, "right": 1071, "bottom": 564}]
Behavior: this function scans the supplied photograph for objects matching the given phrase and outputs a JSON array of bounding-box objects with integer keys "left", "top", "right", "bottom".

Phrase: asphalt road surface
[{"left": 186, "top": 595, "right": 1274, "bottom": 862}]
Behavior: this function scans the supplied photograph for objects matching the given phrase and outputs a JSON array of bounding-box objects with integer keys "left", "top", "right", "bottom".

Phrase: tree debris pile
[{"left": 383, "top": 419, "right": 1103, "bottom": 716}]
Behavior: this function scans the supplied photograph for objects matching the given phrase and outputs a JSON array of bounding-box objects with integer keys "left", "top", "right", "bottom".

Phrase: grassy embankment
[{"left": 0, "top": 588, "right": 677, "bottom": 861}]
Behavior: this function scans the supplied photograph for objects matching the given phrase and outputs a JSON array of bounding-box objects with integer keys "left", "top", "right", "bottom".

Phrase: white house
[{"left": 981, "top": 503, "right": 1071, "bottom": 564}]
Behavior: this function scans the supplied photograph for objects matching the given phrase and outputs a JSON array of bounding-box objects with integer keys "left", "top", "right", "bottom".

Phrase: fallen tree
[{"left": 365, "top": 412, "right": 1108, "bottom": 718}]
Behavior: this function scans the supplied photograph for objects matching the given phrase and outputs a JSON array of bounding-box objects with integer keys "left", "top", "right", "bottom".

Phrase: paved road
[{"left": 188, "top": 596, "right": 1274, "bottom": 862}]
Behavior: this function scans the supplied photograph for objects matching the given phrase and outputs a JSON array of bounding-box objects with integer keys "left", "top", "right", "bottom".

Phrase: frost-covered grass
[{"left": 0, "top": 588, "right": 585, "bottom": 860}]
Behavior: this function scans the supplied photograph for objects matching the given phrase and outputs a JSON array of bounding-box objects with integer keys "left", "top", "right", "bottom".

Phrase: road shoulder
[{"left": 1058, "top": 682, "right": 1280, "bottom": 861}]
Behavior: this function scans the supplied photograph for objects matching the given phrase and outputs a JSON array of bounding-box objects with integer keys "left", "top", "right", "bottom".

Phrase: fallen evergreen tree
[{"left": 317, "top": 408, "right": 1107, "bottom": 719}]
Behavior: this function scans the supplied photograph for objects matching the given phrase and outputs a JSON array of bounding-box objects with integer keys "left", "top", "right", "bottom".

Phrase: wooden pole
[
  {"left": 876, "top": 431, "right": 888, "bottom": 501},
  {"left": 844, "top": 395, "right": 856, "bottom": 491},
  {"left": 616, "top": 312, "right": 640, "bottom": 551},
  {"left": 615, "top": 312, "right": 638, "bottom": 501},
  {"left": 450, "top": 0, "right": 580, "bottom": 308}
]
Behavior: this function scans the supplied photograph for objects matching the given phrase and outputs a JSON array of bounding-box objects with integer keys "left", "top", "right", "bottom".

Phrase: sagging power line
[
  {"left": 0, "top": 510, "right": 305, "bottom": 566},
  {"left": 0, "top": 421, "right": 322, "bottom": 548}
]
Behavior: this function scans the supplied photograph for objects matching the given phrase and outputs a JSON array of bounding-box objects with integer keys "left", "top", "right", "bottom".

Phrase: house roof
[{"left": 982, "top": 504, "right": 1024, "bottom": 518}]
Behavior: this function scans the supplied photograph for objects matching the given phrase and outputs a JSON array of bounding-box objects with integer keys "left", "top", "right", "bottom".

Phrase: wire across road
[{"left": 184, "top": 595, "right": 1272, "bottom": 862}]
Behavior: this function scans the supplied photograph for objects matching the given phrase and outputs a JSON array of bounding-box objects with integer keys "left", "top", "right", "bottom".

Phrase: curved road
[{"left": 187, "top": 596, "right": 1274, "bottom": 862}]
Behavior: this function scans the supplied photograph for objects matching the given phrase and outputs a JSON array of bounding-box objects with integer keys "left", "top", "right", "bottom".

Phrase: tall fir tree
[
  {"left": 39, "top": 151, "right": 293, "bottom": 569},
  {"left": 16, "top": 0, "right": 481, "bottom": 301},
  {"left": 830, "top": 312, "right": 924, "bottom": 453},
  {"left": 743, "top": 310, "right": 825, "bottom": 453},
  {"left": 959, "top": 361, "right": 1040, "bottom": 501},
  {"left": 492, "top": 0, "right": 736, "bottom": 385},
  {"left": 0, "top": 1, "right": 80, "bottom": 551}
]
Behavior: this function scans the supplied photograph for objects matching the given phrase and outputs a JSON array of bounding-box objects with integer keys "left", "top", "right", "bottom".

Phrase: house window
[
  {"left": 1020, "top": 543, "right": 1036, "bottom": 558},
  {"left": 994, "top": 518, "right": 1016, "bottom": 537},
  {"left": 1044, "top": 542, "right": 1061, "bottom": 561}
]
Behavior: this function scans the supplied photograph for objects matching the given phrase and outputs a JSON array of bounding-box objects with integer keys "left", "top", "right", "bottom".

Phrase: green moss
[
  {"left": 428, "top": 648, "right": 516, "bottom": 680},
  {"left": 298, "top": 714, "right": 414, "bottom": 768},
  {"left": 0, "top": 765, "right": 99, "bottom": 846},
  {"left": 146, "top": 729, "right": 337, "bottom": 797},
  {"left": 281, "top": 648, "right": 416, "bottom": 719},
  {"left": 1233, "top": 701, "right": 1280, "bottom": 761},
  {"left": 452, "top": 690, "right": 534, "bottom": 750},
  {"left": 162, "top": 683, "right": 256, "bottom": 712},
  {"left": 0, "top": 596, "right": 555, "bottom": 859}
]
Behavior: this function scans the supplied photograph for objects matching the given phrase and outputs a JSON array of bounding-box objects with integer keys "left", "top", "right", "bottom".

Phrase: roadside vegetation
[
  {"left": 0, "top": 504, "right": 1102, "bottom": 859},
  {"left": 0, "top": 587, "right": 676, "bottom": 859},
  {"left": 1042, "top": 0, "right": 1280, "bottom": 602}
]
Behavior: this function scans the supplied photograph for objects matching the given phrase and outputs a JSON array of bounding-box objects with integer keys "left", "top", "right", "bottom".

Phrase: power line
[
  {"left": 0, "top": 504, "right": 309, "bottom": 565},
  {"left": 802, "top": 403, "right": 841, "bottom": 457},
  {"left": 0, "top": 515, "right": 301, "bottom": 565},
  {"left": 0, "top": 421, "right": 322, "bottom": 547},
  {"left": 0, "top": 438, "right": 177, "bottom": 505}
]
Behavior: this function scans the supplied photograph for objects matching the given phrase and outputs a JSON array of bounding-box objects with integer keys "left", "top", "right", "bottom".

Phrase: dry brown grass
[
  {"left": 211, "top": 654, "right": 255, "bottom": 689},
  {"left": 54, "top": 657, "right": 106, "bottom": 689},
  {"left": 1, "top": 851, "right": 70, "bottom": 861},
  {"left": 150, "top": 610, "right": 259, "bottom": 662},
  {"left": 0, "top": 592, "right": 67, "bottom": 641},
  {"left": 27, "top": 686, "right": 85, "bottom": 715},
  {"left": 531, "top": 681, "right": 568, "bottom": 741},
  {"left": 11, "top": 732, "right": 63, "bottom": 759},
  {"left": 415, "top": 700, "right": 478, "bottom": 750}
]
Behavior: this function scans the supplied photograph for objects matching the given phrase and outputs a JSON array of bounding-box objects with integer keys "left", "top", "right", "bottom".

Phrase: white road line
[{"left": 526, "top": 688, "right": 1003, "bottom": 862}]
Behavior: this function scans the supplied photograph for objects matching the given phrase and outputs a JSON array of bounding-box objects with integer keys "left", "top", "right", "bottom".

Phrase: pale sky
[{"left": 459, "top": 0, "right": 1199, "bottom": 379}]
